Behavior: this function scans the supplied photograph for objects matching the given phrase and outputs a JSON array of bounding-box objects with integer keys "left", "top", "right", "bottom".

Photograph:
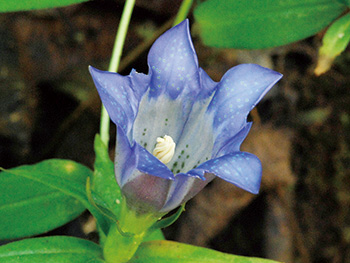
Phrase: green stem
[
  {"left": 103, "top": 198, "right": 159, "bottom": 263},
  {"left": 173, "top": 0, "right": 194, "bottom": 26},
  {"left": 99, "top": 0, "right": 136, "bottom": 146}
]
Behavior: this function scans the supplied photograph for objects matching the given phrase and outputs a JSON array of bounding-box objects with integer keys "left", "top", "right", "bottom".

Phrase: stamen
[{"left": 153, "top": 135, "right": 176, "bottom": 164}]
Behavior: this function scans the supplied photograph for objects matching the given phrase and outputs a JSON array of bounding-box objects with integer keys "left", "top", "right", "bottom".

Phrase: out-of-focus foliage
[
  {"left": 194, "top": 0, "right": 347, "bottom": 49},
  {"left": 315, "top": 13, "right": 350, "bottom": 75},
  {"left": 0, "top": 0, "right": 89, "bottom": 12}
]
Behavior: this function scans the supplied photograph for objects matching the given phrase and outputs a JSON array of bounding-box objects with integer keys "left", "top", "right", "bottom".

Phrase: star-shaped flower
[{"left": 89, "top": 20, "right": 282, "bottom": 214}]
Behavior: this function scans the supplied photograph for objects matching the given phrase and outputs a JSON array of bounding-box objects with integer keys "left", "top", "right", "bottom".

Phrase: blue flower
[{"left": 89, "top": 20, "right": 282, "bottom": 214}]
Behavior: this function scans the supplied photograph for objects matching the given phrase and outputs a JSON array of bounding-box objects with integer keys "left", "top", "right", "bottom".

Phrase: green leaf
[
  {"left": 0, "top": 0, "right": 89, "bottom": 13},
  {"left": 194, "top": 0, "right": 347, "bottom": 49},
  {"left": 320, "top": 13, "right": 350, "bottom": 58},
  {"left": 92, "top": 135, "right": 122, "bottom": 219},
  {"left": 131, "top": 240, "right": 280, "bottom": 263},
  {"left": 0, "top": 236, "right": 105, "bottom": 263},
  {"left": 315, "top": 13, "right": 350, "bottom": 75},
  {"left": 336, "top": 0, "right": 350, "bottom": 6},
  {"left": 148, "top": 204, "right": 185, "bottom": 232},
  {"left": 142, "top": 229, "right": 165, "bottom": 242},
  {"left": 0, "top": 159, "right": 109, "bottom": 238},
  {"left": 0, "top": 160, "right": 90, "bottom": 240}
]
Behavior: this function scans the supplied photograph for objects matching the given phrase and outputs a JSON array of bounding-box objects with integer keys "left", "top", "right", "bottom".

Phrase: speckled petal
[
  {"left": 147, "top": 19, "right": 200, "bottom": 99},
  {"left": 215, "top": 122, "right": 252, "bottom": 157},
  {"left": 208, "top": 64, "right": 282, "bottom": 156},
  {"left": 89, "top": 66, "right": 149, "bottom": 135},
  {"left": 188, "top": 152, "right": 262, "bottom": 194},
  {"left": 134, "top": 143, "right": 175, "bottom": 180},
  {"left": 114, "top": 127, "right": 137, "bottom": 188}
]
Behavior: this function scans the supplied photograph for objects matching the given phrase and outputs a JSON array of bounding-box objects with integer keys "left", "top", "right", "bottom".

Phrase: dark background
[{"left": 1, "top": 1, "right": 350, "bottom": 262}]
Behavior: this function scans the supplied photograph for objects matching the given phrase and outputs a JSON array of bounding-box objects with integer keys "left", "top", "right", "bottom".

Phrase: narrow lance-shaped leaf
[
  {"left": 130, "top": 240, "right": 281, "bottom": 263},
  {"left": 194, "top": 0, "right": 347, "bottom": 49},
  {"left": 315, "top": 13, "right": 350, "bottom": 75},
  {"left": 0, "top": 0, "right": 89, "bottom": 13},
  {"left": 0, "top": 236, "right": 105, "bottom": 263}
]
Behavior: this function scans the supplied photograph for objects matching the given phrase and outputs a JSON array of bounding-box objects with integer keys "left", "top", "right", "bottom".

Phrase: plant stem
[
  {"left": 99, "top": 0, "right": 136, "bottom": 146},
  {"left": 173, "top": 0, "right": 194, "bottom": 26}
]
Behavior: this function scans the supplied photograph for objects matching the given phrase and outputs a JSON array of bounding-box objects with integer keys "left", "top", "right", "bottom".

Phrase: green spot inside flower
[
  {"left": 181, "top": 162, "right": 185, "bottom": 169},
  {"left": 181, "top": 150, "right": 184, "bottom": 155},
  {"left": 186, "top": 144, "right": 188, "bottom": 148},
  {"left": 186, "top": 155, "right": 189, "bottom": 159}
]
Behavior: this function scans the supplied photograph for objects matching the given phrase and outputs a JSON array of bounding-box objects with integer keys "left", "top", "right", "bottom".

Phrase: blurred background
[{"left": 1, "top": 1, "right": 350, "bottom": 262}]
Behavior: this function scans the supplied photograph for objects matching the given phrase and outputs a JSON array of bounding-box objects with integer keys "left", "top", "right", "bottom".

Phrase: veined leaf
[
  {"left": 0, "top": 236, "right": 105, "bottom": 263},
  {"left": 194, "top": 0, "right": 347, "bottom": 49},
  {"left": 0, "top": 159, "right": 109, "bottom": 239},
  {"left": 0, "top": 160, "right": 91, "bottom": 240},
  {"left": 131, "top": 240, "right": 280, "bottom": 263},
  {"left": 0, "top": 0, "right": 89, "bottom": 13}
]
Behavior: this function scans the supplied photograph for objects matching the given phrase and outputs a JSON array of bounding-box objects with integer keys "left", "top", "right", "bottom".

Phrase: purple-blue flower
[{"left": 89, "top": 20, "right": 282, "bottom": 214}]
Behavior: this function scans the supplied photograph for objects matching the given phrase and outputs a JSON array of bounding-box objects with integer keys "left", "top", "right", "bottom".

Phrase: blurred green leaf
[
  {"left": 0, "top": 0, "right": 89, "bottom": 13},
  {"left": 336, "top": 0, "right": 350, "bottom": 6},
  {"left": 131, "top": 240, "right": 280, "bottom": 263},
  {"left": 0, "top": 236, "right": 105, "bottom": 262},
  {"left": 194, "top": 0, "right": 346, "bottom": 49},
  {"left": 0, "top": 160, "right": 91, "bottom": 240},
  {"left": 299, "top": 108, "right": 332, "bottom": 125},
  {"left": 0, "top": 159, "right": 109, "bottom": 238},
  {"left": 315, "top": 13, "right": 350, "bottom": 75}
]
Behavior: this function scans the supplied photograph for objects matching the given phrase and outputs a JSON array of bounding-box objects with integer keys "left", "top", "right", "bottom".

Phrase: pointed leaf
[
  {"left": 194, "top": 0, "right": 347, "bottom": 49},
  {"left": 131, "top": 240, "right": 280, "bottom": 263},
  {"left": 0, "top": 236, "right": 105, "bottom": 263},
  {"left": 0, "top": 0, "right": 89, "bottom": 13}
]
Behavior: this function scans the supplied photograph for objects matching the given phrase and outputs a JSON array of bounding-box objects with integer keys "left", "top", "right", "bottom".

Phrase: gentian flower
[{"left": 89, "top": 20, "right": 282, "bottom": 215}]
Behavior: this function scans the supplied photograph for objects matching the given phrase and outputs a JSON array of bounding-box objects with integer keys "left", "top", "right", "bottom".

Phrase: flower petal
[
  {"left": 115, "top": 127, "right": 137, "bottom": 188},
  {"left": 116, "top": 127, "right": 174, "bottom": 188},
  {"left": 208, "top": 64, "right": 282, "bottom": 156},
  {"left": 160, "top": 172, "right": 215, "bottom": 213},
  {"left": 147, "top": 19, "right": 200, "bottom": 99},
  {"left": 134, "top": 143, "right": 175, "bottom": 181},
  {"left": 89, "top": 66, "right": 149, "bottom": 135},
  {"left": 188, "top": 152, "right": 262, "bottom": 194},
  {"left": 160, "top": 174, "right": 196, "bottom": 213},
  {"left": 215, "top": 122, "right": 252, "bottom": 157},
  {"left": 122, "top": 172, "right": 171, "bottom": 212}
]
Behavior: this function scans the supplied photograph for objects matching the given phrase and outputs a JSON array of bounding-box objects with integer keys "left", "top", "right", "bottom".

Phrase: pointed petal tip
[
  {"left": 190, "top": 152, "right": 262, "bottom": 195},
  {"left": 88, "top": 65, "right": 105, "bottom": 80}
]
